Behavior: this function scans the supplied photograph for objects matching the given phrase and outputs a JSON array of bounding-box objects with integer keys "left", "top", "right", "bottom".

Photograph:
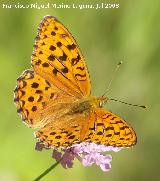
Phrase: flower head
[{"left": 35, "top": 142, "right": 123, "bottom": 172}]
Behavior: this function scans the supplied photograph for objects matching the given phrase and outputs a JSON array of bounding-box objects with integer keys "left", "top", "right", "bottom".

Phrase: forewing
[
  {"left": 14, "top": 70, "right": 76, "bottom": 128},
  {"left": 84, "top": 109, "right": 137, "bottom": 147},
  {"left": 32, "top": 16, "right": 91, "bottom": 98}
]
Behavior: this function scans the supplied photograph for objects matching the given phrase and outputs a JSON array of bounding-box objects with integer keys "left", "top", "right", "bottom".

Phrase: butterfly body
[
  {"left": 67, "top": 96, "right": 107, "bottom": 115},
  {"left": 14, "top": 16, "right": 137, "bottom": 148}
]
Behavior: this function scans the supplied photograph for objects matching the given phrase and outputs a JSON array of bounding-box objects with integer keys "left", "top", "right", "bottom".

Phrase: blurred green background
[{"left": 0, "top": 0, "right": 160, "bottom": 180}]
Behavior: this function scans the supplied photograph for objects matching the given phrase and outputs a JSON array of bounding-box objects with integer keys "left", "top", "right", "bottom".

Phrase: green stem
[{"left": 34, "top": 160, "right": 61, "bottom": 181}]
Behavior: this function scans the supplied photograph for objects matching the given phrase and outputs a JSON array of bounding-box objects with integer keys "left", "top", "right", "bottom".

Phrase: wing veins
[{"left": 34, "top": 42, "right": 84, "bottom": 95}]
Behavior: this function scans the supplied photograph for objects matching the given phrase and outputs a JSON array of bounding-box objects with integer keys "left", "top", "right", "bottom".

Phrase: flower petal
[
  {"left": 100, "top": 162, "right": 111, "bottom": 172},
  {"left": 81, "top": 154, "right": 95, "bottom": 166},
  {"left": 52, "top": 150, "right": 62, "bottom": 161},
  {"left": 35, "top": 142, "right": 44, "bottom": 151},
  {"left": 37, "top": 142, "right": 124, "bottom": 172},
  {"left": 60, "top": 149, "right": 75, "bottom": 169}
]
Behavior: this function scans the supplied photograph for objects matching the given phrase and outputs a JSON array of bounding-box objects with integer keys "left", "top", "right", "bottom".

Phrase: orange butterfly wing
[
  {"left": 31, "top": 16, "right": 91, "bottom": 98},
  {"left": 84, "top": 109, "right": 137, "bottom": 147},
  {"left": 14, "top": 15, "right": 91, "bottom": 128},
  {"left": 14, "top": 70, "right": 76, "bottom": 128},
  {"left": 35, "top": 108, "right": 136, "bottom": 148},
  {"left": 35, "top": 113, "right": 86, "bottom": 147}
]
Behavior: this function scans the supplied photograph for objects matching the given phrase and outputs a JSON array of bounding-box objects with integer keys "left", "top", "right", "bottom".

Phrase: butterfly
[{"left": 14, "top": 16, "right": 137, "bottom": 148}]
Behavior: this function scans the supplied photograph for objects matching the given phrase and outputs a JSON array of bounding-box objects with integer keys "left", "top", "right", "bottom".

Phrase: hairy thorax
[{"left": 68, "top": 96, "right": 107, "bottom": 115}]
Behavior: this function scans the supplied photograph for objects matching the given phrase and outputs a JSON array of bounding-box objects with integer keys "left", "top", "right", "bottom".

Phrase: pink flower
[
  {"left": 35, "top": 142, "right": 123, "bottom": 172},
  {"left": 52, "top": 149, "right": 75, "bottom": 169},
  {"left": 35, "top": 142, "right": 44, "bottom": 151},
  {"left": 72, "top": 142, "right": 122, "bottom": 172}
]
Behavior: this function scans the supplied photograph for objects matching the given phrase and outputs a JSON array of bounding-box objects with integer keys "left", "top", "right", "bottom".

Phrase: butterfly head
[
  {"left": 98, "top": 96, "right": 108, "bottom": 107},
  {"left": 92, "top": 96, "right": 108, "bottom": 108}
]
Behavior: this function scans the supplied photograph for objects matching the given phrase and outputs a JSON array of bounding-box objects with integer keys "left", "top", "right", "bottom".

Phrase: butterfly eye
[{"left": 99, "top": 102, "right": 103, "bottom": 108}]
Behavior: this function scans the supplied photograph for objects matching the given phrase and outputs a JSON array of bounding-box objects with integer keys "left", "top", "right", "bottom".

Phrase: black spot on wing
[
  {"left": 51, "top": 31, "right": 56, "bottom": 36},
  {"left": 49, "top": 45, "right": 56, "bottom": 51},
  {"left": 76, "top": 66, "right": 85, "bottom": 71},
  {"left": 67, "top": 43, "right": 76, "bottom": 50},
  {"left": 75, "top": 73, "right": 86, "bottom": 81},
  {"left": 31, "top": 82, "right": 39, "bottom": 88},
  {"left": 61, "top": 67, "right": 68, "bottom": 73},
  {"left": 71, "top": 54, "right": 81, "bottom": 66},
  {"left": 48, "top": 54, "right": 55, "bottom": 61},
  {"left": 52, "top": 68, "right": 58, "bottom": 75},
  {"left": 59, "top": 52, "right": 67, "bottom": 61},
  {"left": 42, "top": 62, "right": 49, "bottom": 67},
  {"left": 56, "top": 42, "right": 62, "bottom": 47},
  {"left": 28, "top": 96, "right": 34, "bottom": 102},
  {"left": 31, "top": 106, "right": 37, "bottom": 112}
]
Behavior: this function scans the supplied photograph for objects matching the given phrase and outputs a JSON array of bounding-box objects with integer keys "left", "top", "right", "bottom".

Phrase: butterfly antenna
[
  {"left": 102, "top": 61, "right": 122, "bottom": 97},
  {"left": 108, "top": 98, "right": 147, "bottom": 109}
]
